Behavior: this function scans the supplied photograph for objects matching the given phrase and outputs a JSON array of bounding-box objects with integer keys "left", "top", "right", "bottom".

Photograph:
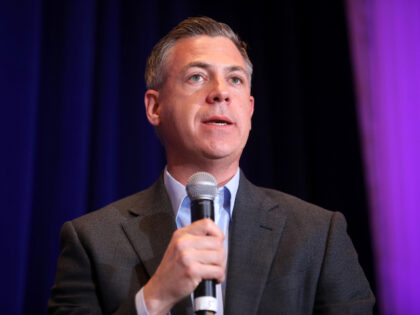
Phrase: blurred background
[{"left": 1, "top": 0, "right": 419, "bottom": 314}]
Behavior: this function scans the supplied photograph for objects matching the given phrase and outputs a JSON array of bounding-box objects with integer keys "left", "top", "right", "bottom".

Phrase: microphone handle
[
  {"left": 190, "top": 199, "right": 214, "bottom": 222},
  {"left": 191, "top": 199, "right": 217, "bottom": 315}
]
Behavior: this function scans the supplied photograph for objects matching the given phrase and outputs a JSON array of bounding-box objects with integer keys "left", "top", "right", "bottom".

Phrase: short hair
[{"left": 145, "top": 16, "right": 253, "bottom": 90}]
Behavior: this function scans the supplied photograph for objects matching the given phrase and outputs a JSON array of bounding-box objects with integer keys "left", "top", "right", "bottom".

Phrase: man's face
[{"left": 145, "top": 35, "right": 254, "bottom": 168}]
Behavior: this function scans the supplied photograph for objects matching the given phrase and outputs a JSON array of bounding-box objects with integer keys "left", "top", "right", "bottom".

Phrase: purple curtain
[{"left": 346, "top": 0, "right": 420, "bottom": 313}]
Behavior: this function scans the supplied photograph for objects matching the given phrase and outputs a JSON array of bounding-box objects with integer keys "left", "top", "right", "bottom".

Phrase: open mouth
[
  {"left": 203, "top": 116, "right": 233, "bottom": 126},
  {"left": 205, "top": 120, "right": 232, "bottom": 126}
]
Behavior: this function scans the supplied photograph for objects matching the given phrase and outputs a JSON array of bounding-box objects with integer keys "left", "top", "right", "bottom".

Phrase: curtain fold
[{"left": 346, "top": 0, "right": 420, "bottom": 313}]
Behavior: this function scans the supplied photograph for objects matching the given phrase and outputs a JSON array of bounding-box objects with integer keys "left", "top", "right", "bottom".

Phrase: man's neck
[{"left": 166, "top": 161, "right": 239, "bottom": 187}]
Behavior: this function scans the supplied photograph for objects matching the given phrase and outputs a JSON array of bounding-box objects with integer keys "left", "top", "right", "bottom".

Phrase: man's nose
[{"left": 206, "top": 78, "right": 231, "bottom": 104}]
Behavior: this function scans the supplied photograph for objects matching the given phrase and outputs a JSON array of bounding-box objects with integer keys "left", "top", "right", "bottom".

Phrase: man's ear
[
  {"left": 249, "top": 96, "right": 255, "bottom": 117},
  {"left": 249, "top": 95, "right": 255, "bottom": 130},
  {"left": 144, "top": 89, "right": 161, "bottom": 126}
]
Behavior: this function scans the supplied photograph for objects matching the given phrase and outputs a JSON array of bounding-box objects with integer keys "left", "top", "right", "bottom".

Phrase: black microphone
[{"left": 186, "top": 172, "right": 218, "bottom": 315}]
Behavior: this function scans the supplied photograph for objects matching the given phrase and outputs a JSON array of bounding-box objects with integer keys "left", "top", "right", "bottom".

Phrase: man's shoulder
[
  {"left": 259, "top": 185, "right": 333, "bottom": 215},
  {"left": 70, "top": 177, "right": 167, "bottom": 230},
  {"left": 242, "top": 178, "right": 338, "bottom": 229}
]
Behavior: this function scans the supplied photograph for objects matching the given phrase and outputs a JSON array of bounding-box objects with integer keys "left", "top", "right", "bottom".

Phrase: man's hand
[{"left": 143, "top": 219, "right": 226, "bottom": 315}]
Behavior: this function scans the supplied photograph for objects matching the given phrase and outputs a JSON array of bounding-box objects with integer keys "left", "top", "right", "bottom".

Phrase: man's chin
[{"left": 200, "top": 148, "right": 241, "bottom": 163}]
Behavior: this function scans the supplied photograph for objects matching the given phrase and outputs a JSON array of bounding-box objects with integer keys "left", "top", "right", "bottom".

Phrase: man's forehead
[{"left": 166, "top": 35, "right": 248, "bottom": 71}]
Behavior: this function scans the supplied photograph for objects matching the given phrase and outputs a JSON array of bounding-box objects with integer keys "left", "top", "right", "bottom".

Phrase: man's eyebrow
[
  {"left": 181, "top": 62, "right": 250, "bottom": 80},
  {"left": 182, "top": 62, "right": 248, "bottom": 73},
  {"left": 225, "top": 65, "right": 249, "bottom": 76},
  {"left": 182, "top": 61, "right": 211, "bottom": 72}
]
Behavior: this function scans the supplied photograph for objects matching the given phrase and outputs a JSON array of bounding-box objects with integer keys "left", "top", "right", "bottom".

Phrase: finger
[
  {"left": 181, "top": 219, "right": 225, "bottom": 239},
  {"left": 181, "top": 248, "right": 227, "bottom": 267},
  {"left": 174, "top": 234, "right": 225, "bottom": 253},
  {"left": 194, "top": 263, "right": 226, "bottom": 283},
  {"left": 184, "top": 261, "right": 226, "bottom": 284}
]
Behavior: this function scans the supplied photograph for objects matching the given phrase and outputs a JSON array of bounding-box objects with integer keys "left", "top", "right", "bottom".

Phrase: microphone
[{"left": 186, "top": 172, "right": 218, "bottom": 315}]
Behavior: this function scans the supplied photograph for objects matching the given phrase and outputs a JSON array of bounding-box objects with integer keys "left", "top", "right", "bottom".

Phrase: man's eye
[
  {"left": 230, "top": 77, "right": 242, "bottom": 85},
  {"left": 189, "top": 74, "right": 203, "bottom": 82}
]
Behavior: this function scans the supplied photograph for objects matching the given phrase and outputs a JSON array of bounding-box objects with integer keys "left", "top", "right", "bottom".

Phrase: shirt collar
[{"left": 164, "top": 167, "right": 240, "bottom": 218}]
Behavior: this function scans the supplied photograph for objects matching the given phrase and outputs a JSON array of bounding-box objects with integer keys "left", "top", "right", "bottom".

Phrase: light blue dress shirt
[{"left": 135, "top": 168, "right": 240, "bottom": 315}]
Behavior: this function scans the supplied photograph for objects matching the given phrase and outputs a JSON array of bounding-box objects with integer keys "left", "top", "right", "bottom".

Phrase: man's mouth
[
  {"left": 205, "top": 120, "right": 231, "bottom": 126},
  {"left": 202, "top": 116, "right": 233, "bottom": 126}
]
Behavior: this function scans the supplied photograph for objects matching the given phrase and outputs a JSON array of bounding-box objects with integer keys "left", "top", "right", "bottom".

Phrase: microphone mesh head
[{"left": 186, "top": 172, "right": 218, "bottom": 201}]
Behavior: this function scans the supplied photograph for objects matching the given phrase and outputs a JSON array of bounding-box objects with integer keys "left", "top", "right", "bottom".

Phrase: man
[{"left": 48, "top": 17, "right": 375, "bottom": 314}]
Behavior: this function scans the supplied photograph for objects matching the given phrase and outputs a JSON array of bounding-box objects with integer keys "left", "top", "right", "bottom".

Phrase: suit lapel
[
  {"left": 121, "top": 176, "right": 193, "bottom": 314},
  {"left": 225, "top": 174, "right": 287, "bottom": 314},
  {"left": 121, "top": 177, "right": 176, "bottom": 277}
]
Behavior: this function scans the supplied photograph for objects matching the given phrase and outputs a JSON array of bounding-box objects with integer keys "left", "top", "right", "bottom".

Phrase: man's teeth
[
  {"left": 204, "top": 119, "right": 231, "bottom": 125},
  {"left": 209, "top": 121, "right": 228, "bottom": 125}
]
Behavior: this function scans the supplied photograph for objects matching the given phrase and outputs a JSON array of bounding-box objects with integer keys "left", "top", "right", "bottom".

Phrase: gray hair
[{"left": 145, "top": 16, "right": 253, "bottom": 90}]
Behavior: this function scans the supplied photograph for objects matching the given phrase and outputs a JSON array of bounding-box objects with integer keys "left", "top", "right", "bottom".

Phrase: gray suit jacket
[{"left": 48, "top": 173, "right": 375, "bottom": 314}]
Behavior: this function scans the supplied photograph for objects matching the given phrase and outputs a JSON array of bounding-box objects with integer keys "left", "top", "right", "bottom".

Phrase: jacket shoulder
[
  {"left": 71, "top": 177, "right": 167, "bottom": 229},
  {"left": 249, "top": 183, "right": 337, "bottom": 228}
]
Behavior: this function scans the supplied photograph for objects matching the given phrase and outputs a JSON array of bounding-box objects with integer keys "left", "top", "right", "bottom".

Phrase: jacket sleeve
[
  {"left": 47, "top": 221, "right": 138, "bottom": 315},
  {"left": 313, "top": 212, "right": 375, "bottom": 314}
]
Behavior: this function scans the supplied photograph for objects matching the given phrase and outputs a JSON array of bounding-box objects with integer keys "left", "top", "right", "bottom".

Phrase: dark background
[{"left": 0, "top": 0, "right": 376, "bottom": 313}]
